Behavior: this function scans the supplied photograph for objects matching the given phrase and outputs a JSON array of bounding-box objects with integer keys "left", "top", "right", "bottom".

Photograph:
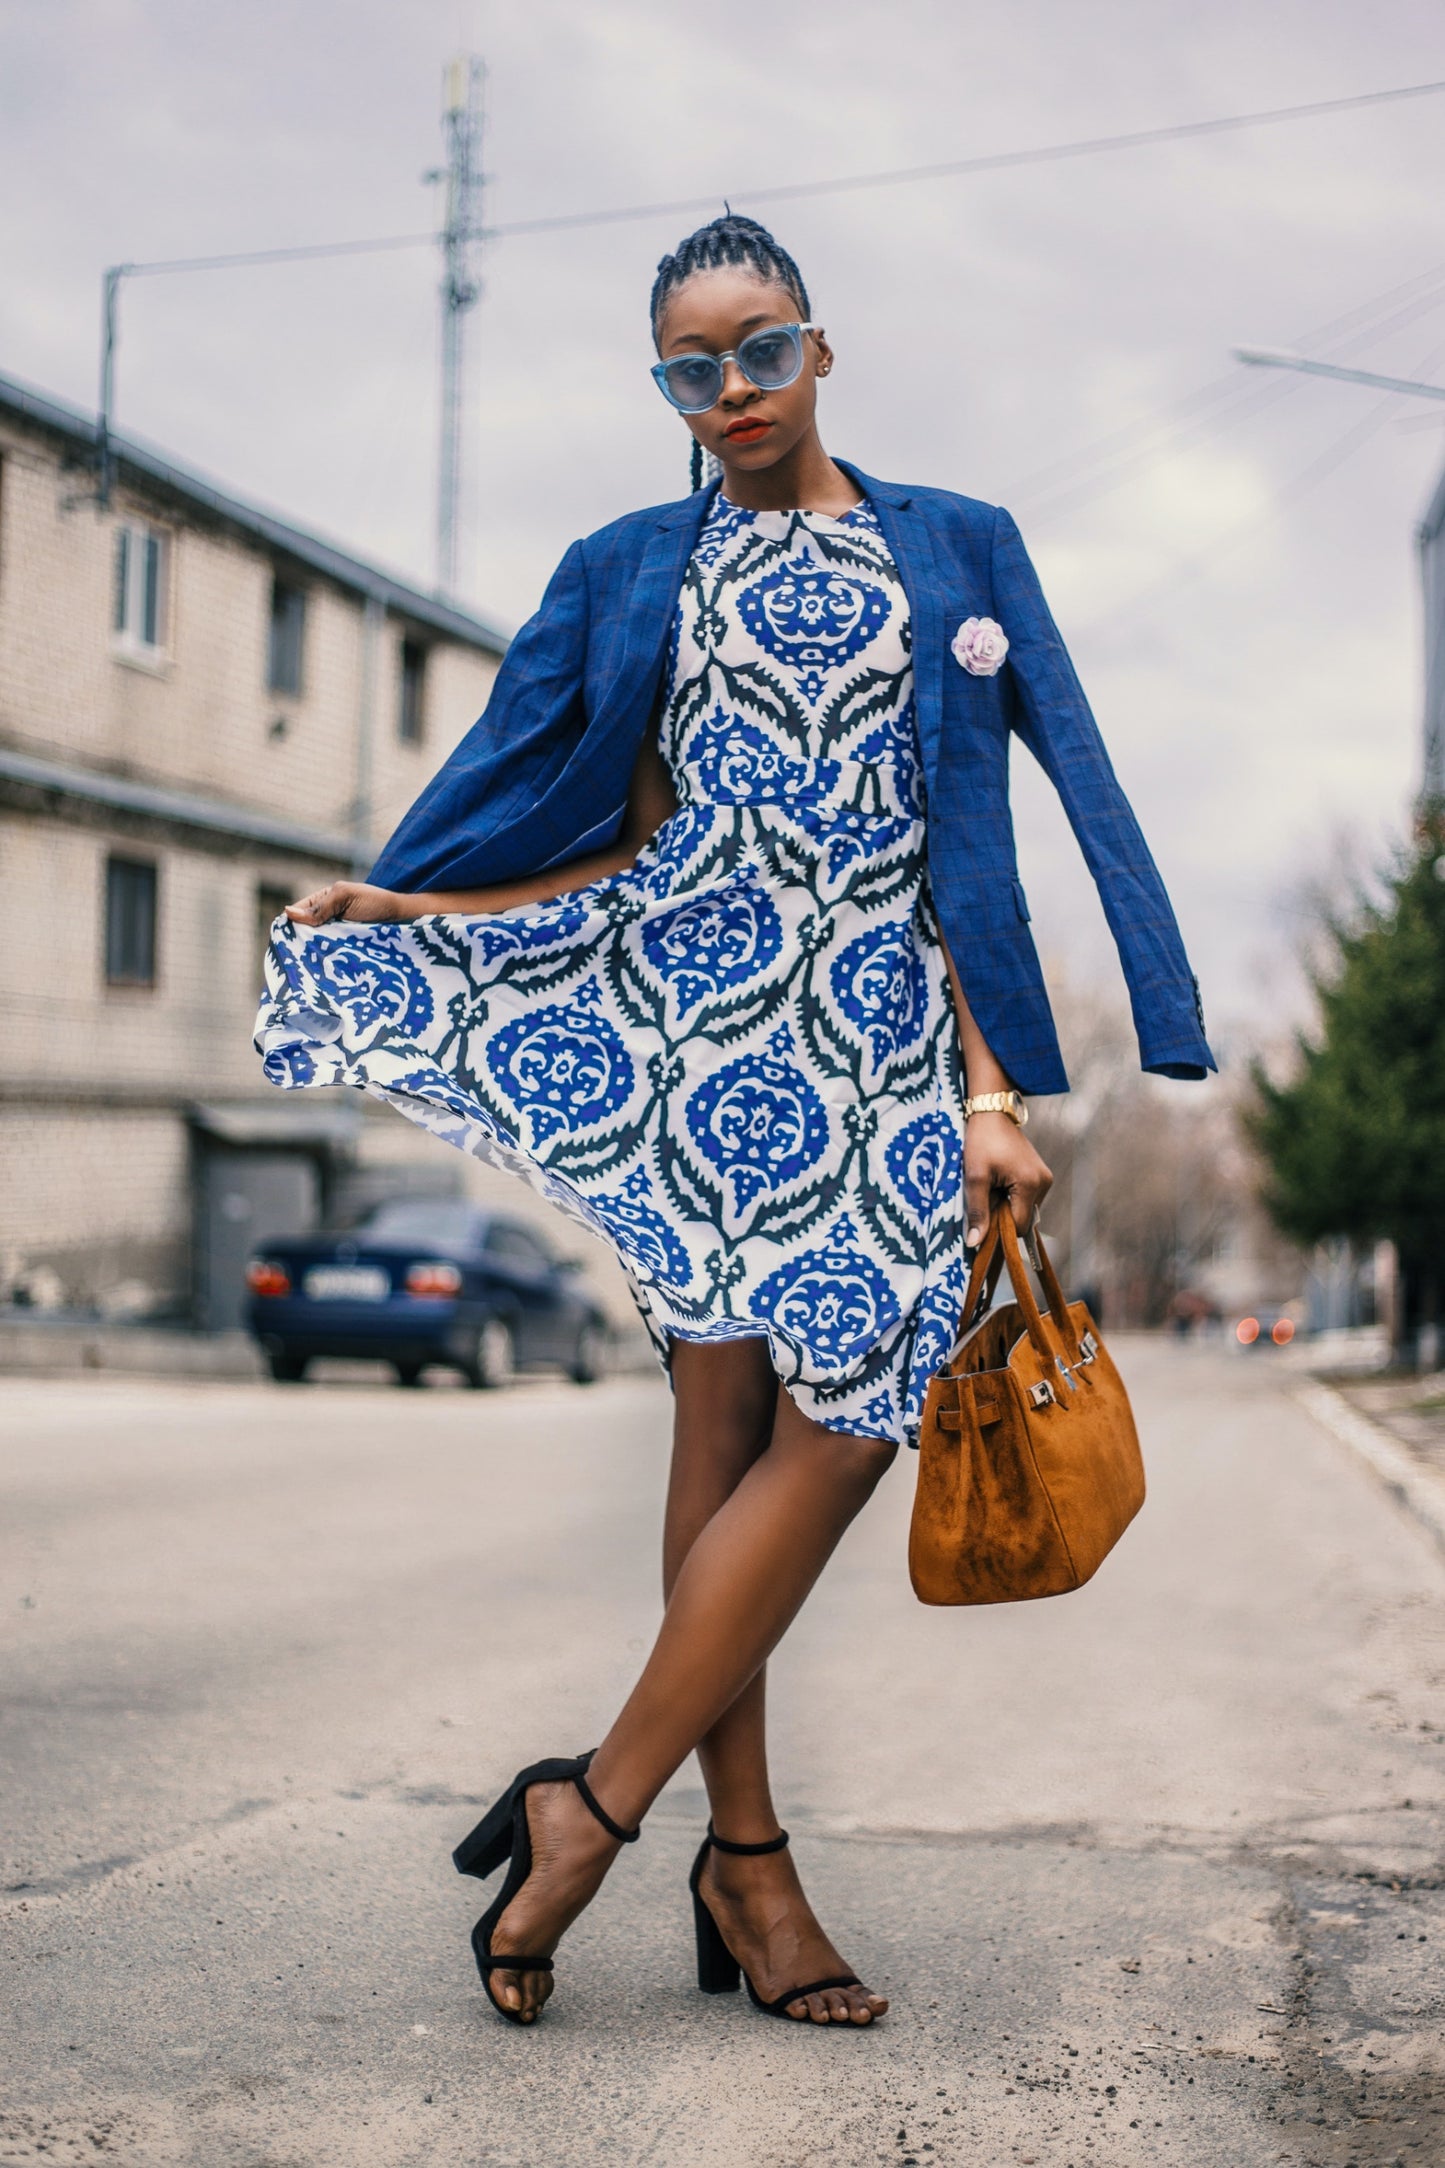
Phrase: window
[
  {"left": 398, "top": 636, "right": 428, "bottom": 744},
  {"left": 104, "top": 856, "right": 158, "bottom": 987},
  {"left": 112, "top": 521, "right": 168, "bottom": 653},
  {"left": 484, "top": 1222, "right": 550, "bottom": 1274},
  {"left": 255, "top": 882, "right": 292, "bottom": 990},
  {"left": 362, "top": 1202, "right": 483, "bottom": 1249},
  {"left": 267, "top": 576, "right": 307, "bottom": 696}
]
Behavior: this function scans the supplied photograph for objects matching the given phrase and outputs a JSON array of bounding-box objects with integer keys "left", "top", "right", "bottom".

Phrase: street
[{"left": 2, "top": 1341, "right": 1443, "bottom": 2167}]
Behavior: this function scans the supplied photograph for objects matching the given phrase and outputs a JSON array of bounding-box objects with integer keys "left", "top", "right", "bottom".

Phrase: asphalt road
[{"left": 2, "top": 1341, "right": 1443, "bottom": 2168}]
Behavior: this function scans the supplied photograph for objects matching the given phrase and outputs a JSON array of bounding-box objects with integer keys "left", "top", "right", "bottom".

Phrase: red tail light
[
  {"left": 406, "top": 1261, "right": 462, "bottom": 1297},
  {"left": 1235, "top": 1316, "right": 1260, "bottom": 1345},
  {"left": 246, "top": 1260, "right": 291, "bottom": 1298},
  {"left": 1271, "top": 1318, "right": 1295, "bottom": 1345}
]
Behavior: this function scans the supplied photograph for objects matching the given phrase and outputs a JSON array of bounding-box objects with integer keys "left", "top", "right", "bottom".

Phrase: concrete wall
[
  {"left": 0, "top": 424, "right": 499, "bottom": 848},
  {"left": 0, "top": 404, "right": 526, "bottom": 1326}
]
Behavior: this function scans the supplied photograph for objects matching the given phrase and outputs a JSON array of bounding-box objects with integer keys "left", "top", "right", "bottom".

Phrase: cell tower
[{"left": 433, "top": 56, "right": 486, "bottom": 598}]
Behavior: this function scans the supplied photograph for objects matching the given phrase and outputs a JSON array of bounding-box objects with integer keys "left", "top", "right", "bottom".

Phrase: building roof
[
  {"left": 0, "top": 368, "right": 510, "bottom": 657},
  {"left": 0, "top": 741, "right": 360, "bottom": 867}
]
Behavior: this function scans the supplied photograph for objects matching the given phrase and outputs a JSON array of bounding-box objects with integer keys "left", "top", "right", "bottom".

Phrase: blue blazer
[{"left": 369, "top": 461, "right": 1214, "bottom": 1096}]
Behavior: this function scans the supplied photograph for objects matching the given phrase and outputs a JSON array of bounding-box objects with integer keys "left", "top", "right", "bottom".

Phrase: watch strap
[{"left": 962, "top": 1090, "right": 1028, "bottom": 1127}]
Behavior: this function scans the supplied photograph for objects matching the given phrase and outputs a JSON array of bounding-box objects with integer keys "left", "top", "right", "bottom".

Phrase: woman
[{"left": 259, "top": 214, "right": 1212, "bottom": 2030}]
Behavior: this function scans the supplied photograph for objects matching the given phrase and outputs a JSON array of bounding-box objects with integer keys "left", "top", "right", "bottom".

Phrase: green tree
[{"left": 1251, "top": 844, "right": 1445, "bottom": 1343}]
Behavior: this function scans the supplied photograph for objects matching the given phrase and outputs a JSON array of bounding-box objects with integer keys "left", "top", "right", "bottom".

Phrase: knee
[
  {"left": 791, "top": 1422, "right": 897, "bottom": 1495},
  {"left": 837, "top": 1434, "right": 899, "bottom": 1489}
]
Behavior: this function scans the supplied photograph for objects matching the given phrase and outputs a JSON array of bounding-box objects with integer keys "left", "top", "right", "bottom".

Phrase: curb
[
  {"left": 0, "top": 1318, "right": 659, "bottom": 1383},
  {"left": 0, "top": 1320, "right": 265, "bottom": 1380},
  {"left": 1295, "top": 1380, "right": 1445, "bottom": 1562}
]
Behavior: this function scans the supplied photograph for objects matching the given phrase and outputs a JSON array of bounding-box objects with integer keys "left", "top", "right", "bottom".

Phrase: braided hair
[
  {"left": 650, "top": 212, "right": 811, "bottom": 347},
  {"left": 651, "top": 213, "right": 813, "bottom": 492}
]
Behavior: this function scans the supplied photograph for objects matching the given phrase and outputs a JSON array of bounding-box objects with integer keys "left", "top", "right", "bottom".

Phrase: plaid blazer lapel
[{"left": 837, "top": 463, "right": 946, "bottom": 787}]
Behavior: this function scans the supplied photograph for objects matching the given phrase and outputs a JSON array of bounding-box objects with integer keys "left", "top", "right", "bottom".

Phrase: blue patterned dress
[{"left": 258, "top": 496, "right": 969, "bottom": 1445}]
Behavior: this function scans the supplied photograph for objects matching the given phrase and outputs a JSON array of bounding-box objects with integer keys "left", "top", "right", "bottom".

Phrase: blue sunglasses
[{"left": 651, "top": 322, "right": 816, "bottom": 414}]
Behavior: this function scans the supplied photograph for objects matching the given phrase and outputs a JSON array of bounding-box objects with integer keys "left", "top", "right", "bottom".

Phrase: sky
[{"left": 3, "top": 0, "right": 1444, "bottom": 1062}]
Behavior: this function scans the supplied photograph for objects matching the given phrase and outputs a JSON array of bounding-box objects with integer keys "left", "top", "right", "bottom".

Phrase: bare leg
[
  {"left": 663, "top": 1340, "right": 779, "bottom": 1838},
  {"left": 486, "top": 1342, "right": 895, "bottom": 2022},
  {"left": 666, "top": 1343, "right": 889, "bottom": 2026}
]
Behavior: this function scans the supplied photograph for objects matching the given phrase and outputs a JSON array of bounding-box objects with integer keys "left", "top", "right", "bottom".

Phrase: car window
[
  {"left": 484, "top": 1223, "right": 551, "bottom": 1272},
  {"left": 359, "top": 1202, "right": 481, "bottom": 1248}
]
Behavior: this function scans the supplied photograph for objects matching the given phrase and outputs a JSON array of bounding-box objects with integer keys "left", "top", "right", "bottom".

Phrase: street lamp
[
  {"left": 1234, "top": 344, "right": 1445, "bottom": 808},
  {"left": 1235, "top": 346, "right": 1445, "bottom": 404}
]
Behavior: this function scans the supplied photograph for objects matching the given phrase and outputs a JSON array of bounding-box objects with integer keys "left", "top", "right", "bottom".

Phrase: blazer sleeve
[
  {"left": 367, "top": 540, "right": 593, "bottom": 892},
  {"left": 990, "top": 507, "right": 1216, "bottom": 1079}
]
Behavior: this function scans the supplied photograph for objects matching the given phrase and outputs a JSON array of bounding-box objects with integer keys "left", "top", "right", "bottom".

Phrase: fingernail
[{"left": 966, "top": 1227, "right": 981, "bottom": 1247}]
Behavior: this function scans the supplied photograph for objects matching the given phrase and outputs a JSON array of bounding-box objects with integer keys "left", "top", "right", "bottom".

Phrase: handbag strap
[
  {"left": 1022, "top": 1216, "right": 1085, "bottom": 1362},
  {"left": 952, "top": 1204, "right": 1051, "bottom": 1368},
  {"left": 949, "top": 1204, "right": 1081, "bottom": 1371}
]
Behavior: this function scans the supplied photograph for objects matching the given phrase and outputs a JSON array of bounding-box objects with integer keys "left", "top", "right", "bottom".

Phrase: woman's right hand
[{"left": 284, "top": 881, "right": 403, "bottom": 926}]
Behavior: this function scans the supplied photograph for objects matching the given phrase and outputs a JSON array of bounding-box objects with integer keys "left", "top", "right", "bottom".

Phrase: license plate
[{"left": 303, "top": 1265, "right": 390, "bottom": 1302}]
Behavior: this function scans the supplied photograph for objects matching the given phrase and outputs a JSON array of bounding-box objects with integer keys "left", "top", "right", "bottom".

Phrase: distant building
[
  {"left": 1419, "top": 460, "right": 1445, "bottom": 811},
  {"left": 0, "top": 369, "right": 518, "bottom": 1328}
]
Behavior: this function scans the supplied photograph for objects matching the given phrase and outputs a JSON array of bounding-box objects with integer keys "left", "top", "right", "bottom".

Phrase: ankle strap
[
  {"left": 707, "top": 1820, "right": 789, "bottom": 1856},
  {"left": 573, "top": 1768, "right": 640, "bottom": 1845}
]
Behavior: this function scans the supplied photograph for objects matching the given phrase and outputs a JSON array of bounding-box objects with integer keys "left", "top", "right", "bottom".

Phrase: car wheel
[
  {"left": 570, "top": 1321, "right": 609, "bottom": 1386},
  {"left": 394, "top": 1362, "right": 425, "bottom": 1388},
  {"left": 467, "top": 1316, "right": 515, "bottom": 1390},
  {"left": 268, "top": 1352, "right": 309, "bottom": 1384}
]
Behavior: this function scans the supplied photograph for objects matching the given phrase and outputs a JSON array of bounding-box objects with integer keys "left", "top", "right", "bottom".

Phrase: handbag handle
[
  {"left": 950, "top": 1204, "right": 1082, "bottom": 1371},
  {"left": 1000, "top": 1210, "right": 1085, "bottom": 1364}
]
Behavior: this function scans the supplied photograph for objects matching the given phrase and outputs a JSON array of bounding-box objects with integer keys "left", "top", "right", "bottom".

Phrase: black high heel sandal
[
  {"left": 452, "top": 1749, "right": 640, "bottom": 2026},
  {"left": 689, "top": 1823, "right": 865, "bottom": 2021}
]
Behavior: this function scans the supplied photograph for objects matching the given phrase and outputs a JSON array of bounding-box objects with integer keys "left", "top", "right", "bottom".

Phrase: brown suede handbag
[{"left": 909, "top": 1205, "right": 1145, "bottom": 1605}]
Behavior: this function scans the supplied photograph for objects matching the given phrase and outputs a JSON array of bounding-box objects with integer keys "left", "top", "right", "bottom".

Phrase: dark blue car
[{"left": 244, "top": 1201, "right": 612, "bottom": 1389}]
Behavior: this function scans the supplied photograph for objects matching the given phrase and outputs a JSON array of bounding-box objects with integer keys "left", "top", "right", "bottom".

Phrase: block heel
[
  {"left": 690, "top": 1872, "right": 742, "bottom": 1992},
  {"left": 452, "top": 1749, "right": 640, "bottom": 2026},
  {"left": 688, "top": 1823, "right": 866, "bottom": 2024},
  {"left": 452, "top": 1789, "right": 519, "bottom": 1880}
]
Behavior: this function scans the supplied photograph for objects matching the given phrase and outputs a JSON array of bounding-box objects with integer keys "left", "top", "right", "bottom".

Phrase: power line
[
  {"left": 484, "top": 77, "right": 1445, "bottom": 237},
  {"left": 106, "top": 75, "right": 1445, "bottom": 283},
  {"left": 115, "top": 233, "right": 438, "bottom": 281}
]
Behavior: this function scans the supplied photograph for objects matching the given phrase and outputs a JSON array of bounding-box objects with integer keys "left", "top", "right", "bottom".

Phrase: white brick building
[{"left": 0, "top": 370, "right": 518, "bottom": 1327}]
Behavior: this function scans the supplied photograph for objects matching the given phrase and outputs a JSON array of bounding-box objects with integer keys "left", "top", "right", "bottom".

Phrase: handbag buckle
[
  {"left": 1078, "top": 1332, "right": 1098, "bottom": 1364},
  {"left": 1027, "top": 1378, "right": 1056, "bottom": 1409}
]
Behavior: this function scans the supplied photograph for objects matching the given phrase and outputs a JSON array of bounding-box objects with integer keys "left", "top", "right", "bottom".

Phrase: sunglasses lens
[
  {"left": 739, "top": 325, "right": 803, "bottom": 389},
  {"left": 659, "top": 355, "right": 722, "bottom": 412}
]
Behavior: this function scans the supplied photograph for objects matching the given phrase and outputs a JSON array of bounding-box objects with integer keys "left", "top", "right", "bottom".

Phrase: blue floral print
[{"left": 258, "top": 496, "right": 968, "bottom": 1444}]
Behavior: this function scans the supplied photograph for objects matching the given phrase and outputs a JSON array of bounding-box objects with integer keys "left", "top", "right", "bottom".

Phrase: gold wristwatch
[{"left": 961, "top": 1090, "right": 1028, "bottom": 1127}]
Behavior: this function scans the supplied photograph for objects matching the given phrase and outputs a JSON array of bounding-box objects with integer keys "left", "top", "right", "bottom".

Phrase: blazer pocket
[{"left": 1011, "top": 879, "right": 1032, "bottom": 924}]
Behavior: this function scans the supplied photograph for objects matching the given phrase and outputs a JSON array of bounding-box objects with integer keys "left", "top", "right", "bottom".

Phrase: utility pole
[
  {"left": 431, "top": 56, "right": 486, "bottom": 599},
  {"left": 1235, "top": 347, "right": 1445, "bottom": 807}
]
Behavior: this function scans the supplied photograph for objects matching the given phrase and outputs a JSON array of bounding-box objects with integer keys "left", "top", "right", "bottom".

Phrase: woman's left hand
[
  {"left": 284, "top": 881, "right": 403, "bottom": 926},
  {"left": 964, "top": 1111, "right": 1052, "bottom": 1248}
]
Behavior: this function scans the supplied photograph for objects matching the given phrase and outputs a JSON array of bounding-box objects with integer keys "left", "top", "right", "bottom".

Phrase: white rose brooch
[{"left": 951, "top": 616, "right": 1009, "bottom": 676}]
